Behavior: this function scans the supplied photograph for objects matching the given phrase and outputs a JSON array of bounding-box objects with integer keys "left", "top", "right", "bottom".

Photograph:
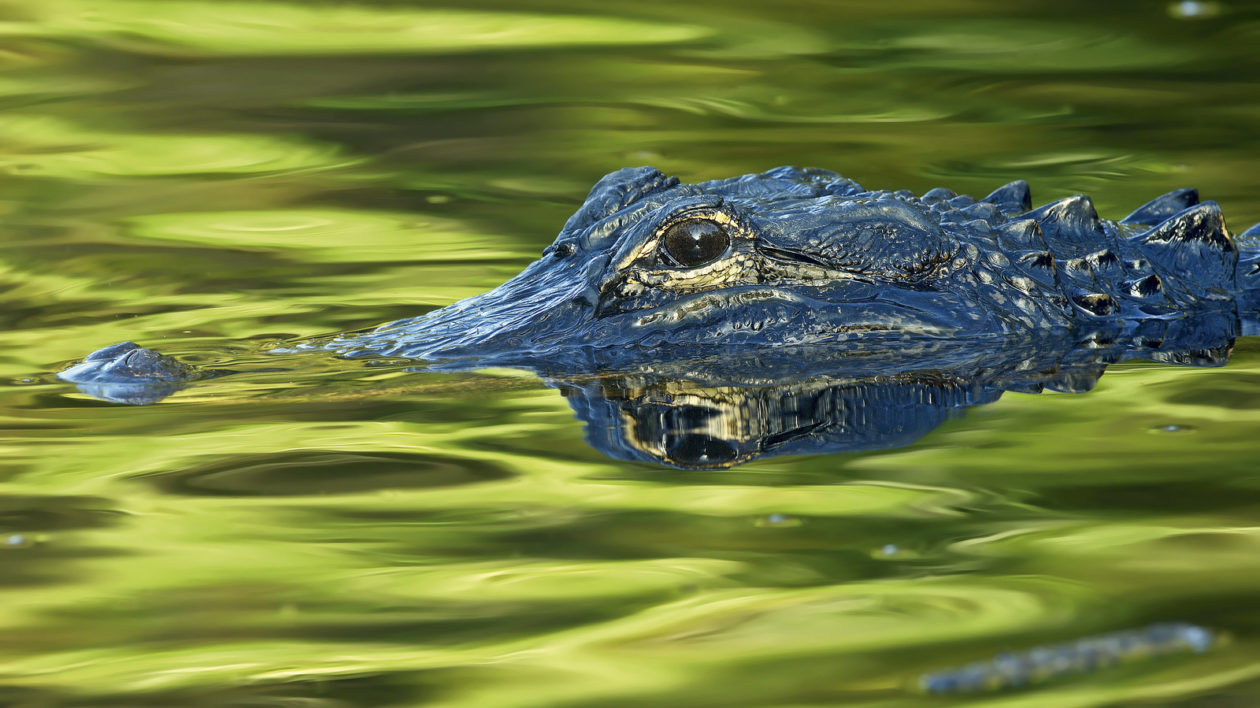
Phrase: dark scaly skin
[
  {"left": 302, "top": 165, "right": 1256, "bottom": 363},
  {"left": 63, "top": 165, "right": 1259, "bottom": 372},
  {"left": 56, "top": 167, "right": 1260, "bottom": 466}
]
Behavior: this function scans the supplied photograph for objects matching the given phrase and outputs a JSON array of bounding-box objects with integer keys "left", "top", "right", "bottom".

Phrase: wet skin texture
[
  {"left": 312, "top": 165, "right": 1260, "bottom": 362},
  {"left": 58, "top": 166, "right": 1260, "bottom": 418},
  {"left": 63, "top": 165, "right": 1260, "bottom": 372}
]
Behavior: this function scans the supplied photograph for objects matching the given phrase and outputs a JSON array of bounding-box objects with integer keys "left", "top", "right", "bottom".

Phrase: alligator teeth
[
  {"left": 1121, "top": 188, "right": 1199, "bottom": 225},
  {"left": 982, "top": 180, "right": 1032, "bottom": 212},
  {"left": 1131, "top": 202, "right": 1235, "bottom": 288}
]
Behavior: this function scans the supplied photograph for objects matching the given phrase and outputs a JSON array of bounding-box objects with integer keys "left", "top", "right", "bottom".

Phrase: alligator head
[
  {"left": 329, "top": 165, "right": 1247, "bottom": 366},
  {"left": 58, "top": 166, "right": 1255, "bottom": 430},
  {"left": 333, "top": 166, "right": 1086, "bottom": 364}
]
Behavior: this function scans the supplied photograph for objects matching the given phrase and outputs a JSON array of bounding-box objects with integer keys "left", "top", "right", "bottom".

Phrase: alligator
[{"left": 57, "top": 166, "right": 1260, "bottom": 465}]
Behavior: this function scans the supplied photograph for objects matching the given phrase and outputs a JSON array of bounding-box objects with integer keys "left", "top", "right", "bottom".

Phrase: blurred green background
[{"left": 3, "top": 1, "right": 1260, "bottom": 705}]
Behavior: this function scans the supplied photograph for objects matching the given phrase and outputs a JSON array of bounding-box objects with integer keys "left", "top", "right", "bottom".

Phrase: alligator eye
[{"left": 660, "top": 219, "right": 730, "bottom": 267}]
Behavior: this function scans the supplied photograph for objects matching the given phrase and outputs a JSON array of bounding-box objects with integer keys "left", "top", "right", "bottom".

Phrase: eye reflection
[
  {"left": 660, "top": 219, "right": 730, "bottom": 267},
  {"left": 664, "top": 433, "right": 738, "bottom": 466}
]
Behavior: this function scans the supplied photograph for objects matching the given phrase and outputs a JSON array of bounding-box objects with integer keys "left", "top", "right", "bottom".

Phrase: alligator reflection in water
[
  {"left": 552, "top": 312, "right": 1237, "bottom": 468},
  {"left": 58, "top": 309, "right": 1239, "bottom": 468},
  {"left": 57, "top": 166, "right": 1260, "bottom": 467}
]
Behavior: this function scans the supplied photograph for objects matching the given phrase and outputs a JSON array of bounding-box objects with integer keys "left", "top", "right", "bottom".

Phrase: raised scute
[
  {"left": 982, "top": 179, "right": 1032, "bottom": 212},
  {"left": 1122, "top": 188, "right": 1200, "bottom": 225}
]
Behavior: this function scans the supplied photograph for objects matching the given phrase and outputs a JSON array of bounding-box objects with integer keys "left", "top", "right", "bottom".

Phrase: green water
[{"left": 4, "top": 1, "right": 1260, "bottom": 705}]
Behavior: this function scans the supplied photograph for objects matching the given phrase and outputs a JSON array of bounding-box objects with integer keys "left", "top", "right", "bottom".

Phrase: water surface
[{"left": 4, "top": 1, "right": 1260, "bottom": 705}]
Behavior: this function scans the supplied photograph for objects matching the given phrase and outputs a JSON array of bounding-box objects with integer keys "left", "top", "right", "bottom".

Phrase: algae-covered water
[{"left": 4, "top": 1, "right": 1260, "bottom": 706}]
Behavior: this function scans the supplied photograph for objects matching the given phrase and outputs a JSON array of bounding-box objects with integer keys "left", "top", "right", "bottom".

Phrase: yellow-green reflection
[
  {"left": 0, "top": 114, "right": 355, "bottom": 178},
  {"left": 0, "top": 1, "right": 708, "bottom": 55},
  {"left": 126, "top": 210, "right": 530, "bottom": 263},
  {"left": 2, "top": 0, "right": 1260, "bottom": 706},
  {"left": 873, "top": 20, "right": 1195, "bottom": 71}
]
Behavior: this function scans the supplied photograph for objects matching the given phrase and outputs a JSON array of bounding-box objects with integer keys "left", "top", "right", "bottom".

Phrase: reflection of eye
[
  {"left": 664, "top": 433, "right": 737, "bottom": 467},
  {"left": 660, "top": 219, "right": 730, "bottom": 268}
]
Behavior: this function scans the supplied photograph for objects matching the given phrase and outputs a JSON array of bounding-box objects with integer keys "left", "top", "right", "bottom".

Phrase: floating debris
[{"left": 919, "top": 622, "right": 1215, "bottom": 694}]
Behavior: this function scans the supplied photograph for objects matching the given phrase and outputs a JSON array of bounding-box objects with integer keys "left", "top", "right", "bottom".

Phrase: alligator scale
[{"left": 59, "top": 167, "right": 1260, "bottom": 467}]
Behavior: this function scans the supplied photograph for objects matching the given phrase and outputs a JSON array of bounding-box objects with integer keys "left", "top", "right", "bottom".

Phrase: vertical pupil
[{"left": 663, "top": 220, "right": 729, "bottom": 267}]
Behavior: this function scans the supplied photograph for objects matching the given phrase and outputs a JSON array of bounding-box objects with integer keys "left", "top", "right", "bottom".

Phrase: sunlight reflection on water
[{"left": 2, "top": 0, "right": 1260, "bottom": 706}]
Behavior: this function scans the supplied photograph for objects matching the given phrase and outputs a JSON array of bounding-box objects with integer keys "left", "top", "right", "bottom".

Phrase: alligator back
[{"left": 1012, "top": 191, "right": 1237, "bottom": 318}]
